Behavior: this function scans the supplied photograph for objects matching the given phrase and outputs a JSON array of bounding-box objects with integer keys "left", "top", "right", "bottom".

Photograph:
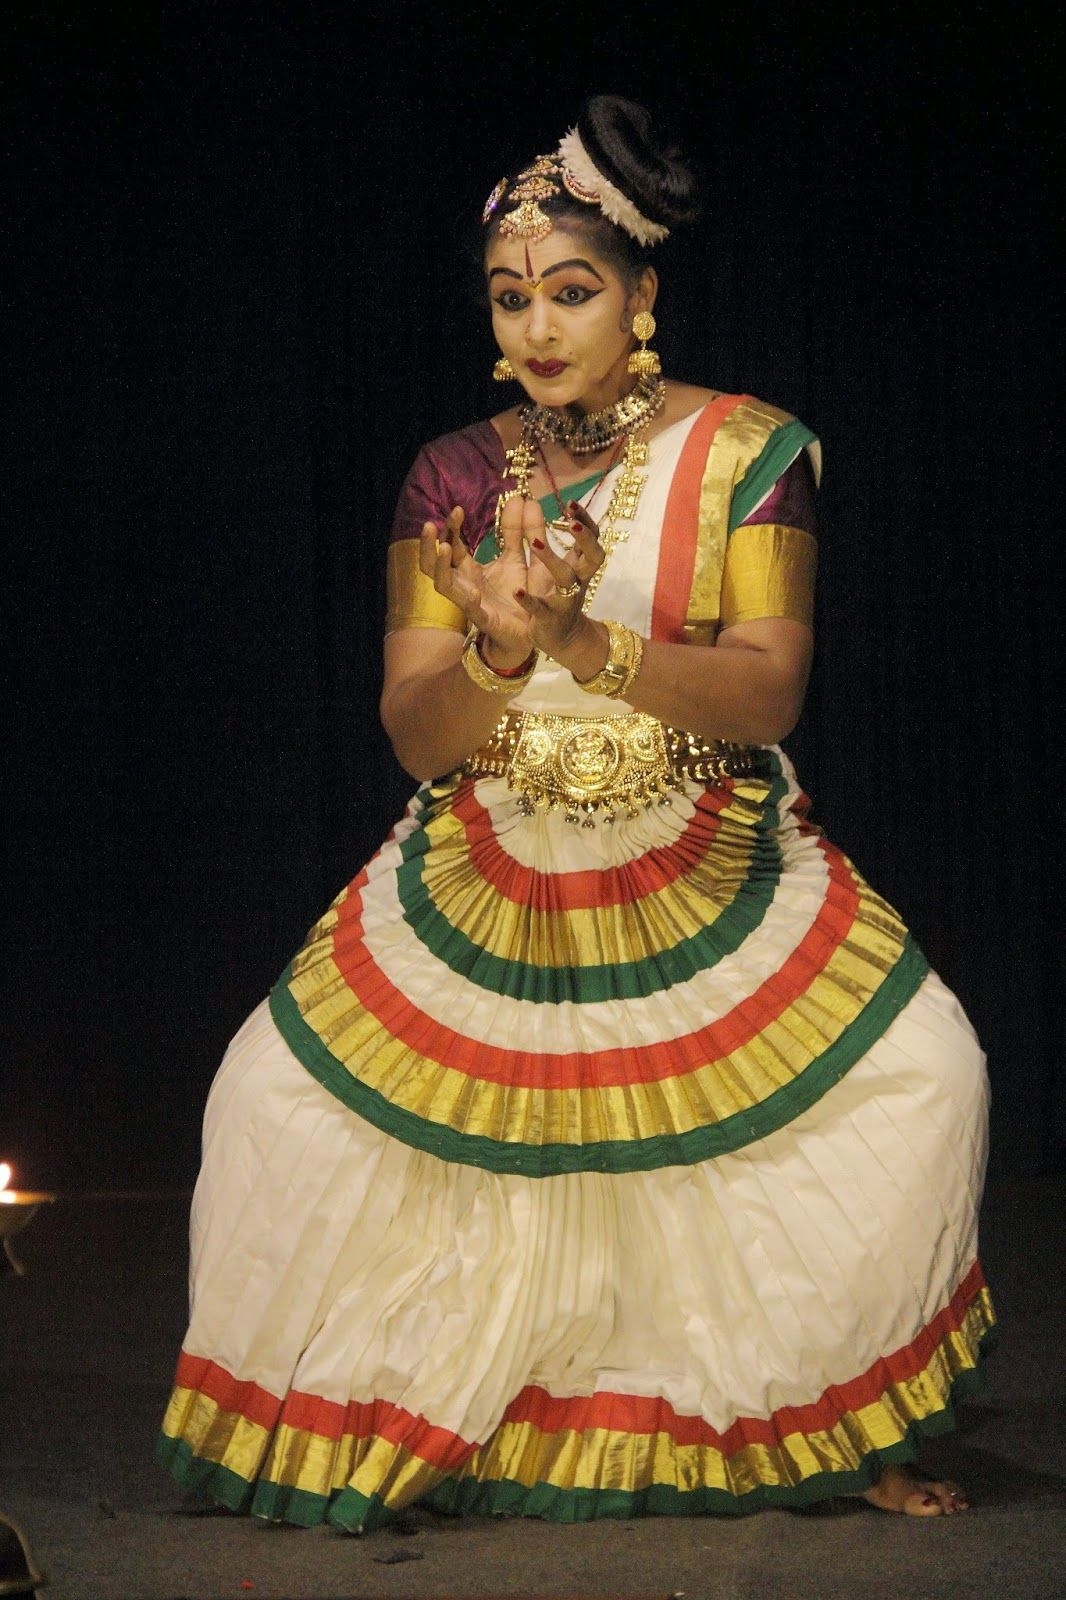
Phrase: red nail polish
[
  {"left": 571, "top": 521, "right": 583, "bottom": 533},
  {"left": 922, "top": 1495, "right": 938, "bottom": 1507},
  {"left": 531, "top": 538, "right": 545, "bottom": 549},
  {"left": 515, "top": 588, "right": 526, "bottom": 599}
]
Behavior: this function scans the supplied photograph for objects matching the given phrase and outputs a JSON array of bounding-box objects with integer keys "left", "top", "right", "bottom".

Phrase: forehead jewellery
[{"left": 482, "top": 128, "right": 671, "bottom": 247}]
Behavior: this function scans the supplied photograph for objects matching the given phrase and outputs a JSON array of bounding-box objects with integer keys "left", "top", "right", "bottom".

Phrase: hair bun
[{"left": 576, "top": 95, "right": 700, "bottom": 230}]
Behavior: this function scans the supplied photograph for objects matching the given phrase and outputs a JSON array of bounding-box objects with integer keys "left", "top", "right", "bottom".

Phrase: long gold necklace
[
  {"left": 494, "top": 418, "right": 653, "bottom": 611},
  {"left": 577, "top": 429, "right": 649, "bottom": 611},
  {"left": 493, "top": 433, "right": 538, "bottom": 547}
]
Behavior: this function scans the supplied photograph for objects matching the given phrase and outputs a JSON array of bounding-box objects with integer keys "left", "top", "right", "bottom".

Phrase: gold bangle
[
  {"left": 460, "top": 628, "right": 538, "bottom": 695},
  {"left": 575, "top": 619, "right": 644, "bottom": 699}
]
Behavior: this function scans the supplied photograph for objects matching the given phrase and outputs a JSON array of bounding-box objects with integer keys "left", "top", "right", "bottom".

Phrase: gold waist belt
[{"left": 462, "top": 709, "right": 757, "bottom": 824}]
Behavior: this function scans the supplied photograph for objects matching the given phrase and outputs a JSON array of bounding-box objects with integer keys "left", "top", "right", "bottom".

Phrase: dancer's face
[{"left": 486, "top": 227, "right": 656, "bottom": 416}]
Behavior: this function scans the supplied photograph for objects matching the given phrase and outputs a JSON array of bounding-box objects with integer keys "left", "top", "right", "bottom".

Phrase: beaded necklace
[
  {"left": 536, "top": 436, "right": 623, "bottom": 525},
  {"left": 519, "top": 374, "right": 665, "bottom": 455}
]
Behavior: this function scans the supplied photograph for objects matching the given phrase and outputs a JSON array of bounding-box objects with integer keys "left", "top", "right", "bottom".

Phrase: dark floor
[{"left": 1, "top": 1179, "right": 1064, "bottom": 1600}]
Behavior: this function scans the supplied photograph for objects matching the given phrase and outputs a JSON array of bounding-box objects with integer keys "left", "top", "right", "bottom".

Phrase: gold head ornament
[
  {"left": 496, "top": 155, "right": 564, "bottom": 242},
  {"left": 483, "top": 126, "right": 671, "bottom": 247}
]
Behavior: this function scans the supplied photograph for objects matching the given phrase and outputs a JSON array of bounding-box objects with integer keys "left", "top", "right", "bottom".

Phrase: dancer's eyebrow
[{"left": 488, "top": 259, "right": 607, "bottom": 285}]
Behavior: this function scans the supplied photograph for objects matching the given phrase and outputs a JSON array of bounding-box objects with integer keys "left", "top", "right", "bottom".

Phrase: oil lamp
[
  {"left": 0, "top": 1162, "right": 53, "bottom": 1592},
  {"left": 0, "top": 1163, "right": 56, "bottom": 1276}
]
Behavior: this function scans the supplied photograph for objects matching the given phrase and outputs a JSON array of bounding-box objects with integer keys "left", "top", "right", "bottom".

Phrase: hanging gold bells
[{"left": 627, "top": 311, "right": 661, "bottom": 377}]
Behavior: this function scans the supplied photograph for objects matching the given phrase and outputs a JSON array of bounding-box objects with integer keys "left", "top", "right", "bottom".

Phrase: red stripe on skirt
[
  {"left": 172, "top": 1261, "right": 988, "bottom": 1464},
  {"left": 172, "top": 1352, "right": 474, "bottom": 1471},
  {"left": 325, "top": 838, "right": 860, "bottom": 1089},
  {"left": 500, "top": 1260, "right": 989, "bottom": 1449},
  {"left": 452, "top": 781, "right": 738, "bottom": 911}
]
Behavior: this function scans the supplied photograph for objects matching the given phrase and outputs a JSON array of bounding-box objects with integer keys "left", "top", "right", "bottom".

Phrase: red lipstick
[{"left": 527, "top": 359, "right": 567, "bottom": 378}]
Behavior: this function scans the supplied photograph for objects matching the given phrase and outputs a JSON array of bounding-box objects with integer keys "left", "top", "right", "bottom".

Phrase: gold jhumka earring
[
  {"left": 627, "top": 311, "right": 661, "bottom": 377},
  {"left": 493, "top": 357, "right": 517, "bottom": 382}
]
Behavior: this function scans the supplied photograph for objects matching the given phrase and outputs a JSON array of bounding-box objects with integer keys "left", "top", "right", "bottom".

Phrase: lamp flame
[{"left": 0, "top": 1163, "right": 11, "bottom": 1192}]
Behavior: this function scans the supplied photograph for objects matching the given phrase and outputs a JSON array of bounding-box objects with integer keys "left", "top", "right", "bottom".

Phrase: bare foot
[{"left": 862, "top": 1464, "right": 969, "bottom": 1516}]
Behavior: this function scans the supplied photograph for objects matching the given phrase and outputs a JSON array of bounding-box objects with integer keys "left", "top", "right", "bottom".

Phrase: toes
[
  {"left": 905, "top": 1489, "right": 946, "bottom": 1517},
  {"left": 863, "top": 1467, "right": 970, "bottom": 1516},
  {"left": 922, "top": 1479, "right": 969, "bottom": 1515}
]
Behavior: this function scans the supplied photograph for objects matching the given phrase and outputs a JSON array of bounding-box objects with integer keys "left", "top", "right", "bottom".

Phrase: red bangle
[{"left": 476, "top": 634, "right": 537, "bottom": 678}]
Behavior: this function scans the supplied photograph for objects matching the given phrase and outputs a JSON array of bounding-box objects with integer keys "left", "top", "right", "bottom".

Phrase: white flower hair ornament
[{"left": 557, "top": 128, "right": 670, "bottom": 247}]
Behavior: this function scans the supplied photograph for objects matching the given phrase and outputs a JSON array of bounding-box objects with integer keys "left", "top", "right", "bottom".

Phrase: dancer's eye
[{"left": 555, "top": 285, "right": 600, "bottom": 306}]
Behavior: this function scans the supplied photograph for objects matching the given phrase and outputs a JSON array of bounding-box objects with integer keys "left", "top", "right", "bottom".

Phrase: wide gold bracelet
[
  {"left": 575, "top": 619, "right": 645, "bottom": 699},
  {"left": 460, "top": 628, "right": 538, "bottom": 695}
]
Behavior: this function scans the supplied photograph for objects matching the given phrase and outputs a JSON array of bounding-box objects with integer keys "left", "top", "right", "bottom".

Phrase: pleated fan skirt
[{"left": 158, "top": 748, "right": 995, "bottom": 1529}]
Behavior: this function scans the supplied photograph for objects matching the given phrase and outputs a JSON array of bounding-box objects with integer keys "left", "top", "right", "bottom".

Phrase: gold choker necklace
[{"left": 519, "top": 374, "right": 666, "bottom": 456}]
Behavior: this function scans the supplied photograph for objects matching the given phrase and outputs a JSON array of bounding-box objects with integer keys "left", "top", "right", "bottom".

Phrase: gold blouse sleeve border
[
  {"left": 719, "top": 524, "right": 817, "bottom": 630},
  {"left": 385, "top": 539, "right": 468, "bottom": 636}
]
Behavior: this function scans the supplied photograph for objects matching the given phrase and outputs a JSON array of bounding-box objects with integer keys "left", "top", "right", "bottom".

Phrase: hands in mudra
[{"left": 419, "top": 494, "right": 603, "bottom": 667}]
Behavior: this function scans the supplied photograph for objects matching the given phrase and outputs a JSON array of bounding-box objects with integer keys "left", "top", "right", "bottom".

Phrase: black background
[{"left": 3, "top": 1, "right": 1061, "bottom": 1190}]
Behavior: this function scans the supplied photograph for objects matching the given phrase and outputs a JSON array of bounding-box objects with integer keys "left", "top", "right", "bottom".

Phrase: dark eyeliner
[{"left": 555, "top": 285, "right": 601, "bottom": 306}]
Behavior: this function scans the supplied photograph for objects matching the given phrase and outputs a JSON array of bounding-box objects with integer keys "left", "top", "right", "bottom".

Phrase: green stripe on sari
[
  {"left": 474, "top": 474, "right": 606, "bottom": 564},
  {"left": 729, "top": 418, "right": 817, "bottom": 532}
]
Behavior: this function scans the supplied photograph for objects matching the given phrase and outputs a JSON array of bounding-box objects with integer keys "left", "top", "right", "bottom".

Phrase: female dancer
[{"left": 159, "top": 94, "right": 993, "bottom": 1527}]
